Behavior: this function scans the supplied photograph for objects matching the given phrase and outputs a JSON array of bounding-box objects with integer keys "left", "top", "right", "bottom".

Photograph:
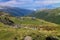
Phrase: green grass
[
  {"left": 9, "top": 17, "right": 59, "bottom": 26},
  {"left": 0, "top": 21, "right": 60, "bottom": 40},
  {"left": 0, "top": 27, "right": 60, "bottom": 40},
  {"left": 0, "top": 16, "right": 60, "bottom": 40}
]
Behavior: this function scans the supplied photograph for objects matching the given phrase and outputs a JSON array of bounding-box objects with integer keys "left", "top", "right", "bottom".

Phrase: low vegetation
[{"left": 0, "top": 11, "right": 60, "bottom": 40}]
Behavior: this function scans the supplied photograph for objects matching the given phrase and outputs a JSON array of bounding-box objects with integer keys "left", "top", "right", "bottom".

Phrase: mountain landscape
[
  {"left": 0, "top": 6, "right": 60, "bottom": 40},
  {"left": 0, "top": 6, "right": 34, "bottom": 16},
  {"left": 30, "top": 8, "right": 60, "bottom": 24}
]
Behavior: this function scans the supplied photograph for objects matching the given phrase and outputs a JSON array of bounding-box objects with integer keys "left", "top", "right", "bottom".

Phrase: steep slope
[
  {"left": 0, "top": 11, "right": 59, "bottom": 28},
  {"left": 30, "top": 8, "right": 60, "bottom": 24},
  {"left": 0, "top": 6, "right": 34, "bottom": 16},
  {"left": 0, "top": 12, "right": 60, "bottom": 40},
  {"left": 0, "top": 17, "right": 60, "bottom": 40}
]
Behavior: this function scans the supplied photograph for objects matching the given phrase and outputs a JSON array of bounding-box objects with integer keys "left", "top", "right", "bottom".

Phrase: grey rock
[{"left": 24, "top": 36, "right": 32, "bottom": 40}]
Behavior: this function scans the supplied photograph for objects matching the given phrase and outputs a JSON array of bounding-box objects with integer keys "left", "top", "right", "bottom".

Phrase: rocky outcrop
[{"left": 0, "top": 17, "right": 14, "bottom": 26}]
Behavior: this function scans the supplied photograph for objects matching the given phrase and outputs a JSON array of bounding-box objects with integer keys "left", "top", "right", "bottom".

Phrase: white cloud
[
  {"left": 0, "top": 0, "right": 60, "bottom": 6},
  {"left": 0, "top": 0, "right": 60, "bottom": 9},
  {"left": 0, "top": 0, "right": 25, "bottom": 6},
  {"left": 34, "top": 0, "right": 60, "bottom": 6},
  {"left": 0, "top": 0, "right": 33, "bottom": 6}
]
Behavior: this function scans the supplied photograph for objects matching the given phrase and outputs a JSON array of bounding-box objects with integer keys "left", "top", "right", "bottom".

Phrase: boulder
[{"left": 24, "top": 36, "right": 32, "bottom": 40}]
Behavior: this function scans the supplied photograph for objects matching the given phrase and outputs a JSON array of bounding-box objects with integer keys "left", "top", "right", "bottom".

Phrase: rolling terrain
[
  {"left": 0, "top": 11, "right": 60, "bottom": 40},
  {"left": 30, "top": 8, "right": 60, "bottom": 24}
]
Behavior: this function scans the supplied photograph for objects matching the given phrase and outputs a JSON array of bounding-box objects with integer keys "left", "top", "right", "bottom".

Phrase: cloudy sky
[{"left": 0, "top": 0, "right": 60, "bottom": 9}]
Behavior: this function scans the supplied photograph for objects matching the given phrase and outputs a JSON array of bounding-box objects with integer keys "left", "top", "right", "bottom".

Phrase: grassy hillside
[
  {"left": 0, "top": 12, "right": 60, "bottom": 40},
  {"left": 30, "top": 8, "right": 60, "bottom": 24},
  {"left": 0, "top": 22, "right": 60, "bottom": 40},
  {"left": 9, "top": 17, "right": 58, "bottom": 25}
]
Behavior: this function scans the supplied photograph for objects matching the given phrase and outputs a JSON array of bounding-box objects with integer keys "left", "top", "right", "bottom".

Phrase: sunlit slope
[
  {"left": 0, "top": 12, "right": 60, "bottom": 40},
  {"left": 30, "top": 8, "right": 60, "bottom": 24},
  {"left": 10, "top": 17, "right": 58, "bottom": 26}
]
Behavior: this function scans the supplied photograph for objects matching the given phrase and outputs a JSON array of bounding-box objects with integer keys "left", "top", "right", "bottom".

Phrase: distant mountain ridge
[{"left": 0, "top": 6, "right": 34, "bottom": 16}]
